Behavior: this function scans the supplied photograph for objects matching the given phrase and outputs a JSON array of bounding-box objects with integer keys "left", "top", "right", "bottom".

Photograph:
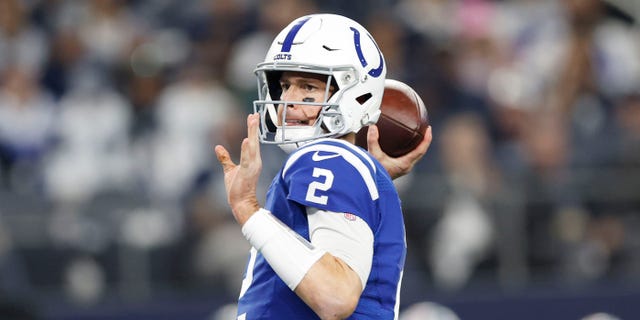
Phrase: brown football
[{"left": 356, "top": 79, "right": 429, "bottom": 157}]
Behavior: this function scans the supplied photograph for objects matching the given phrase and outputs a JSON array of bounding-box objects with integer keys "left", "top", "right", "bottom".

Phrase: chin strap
[
  {"left": 275, "top": 126, "right": 321, "bottom": 153},
  {"left": 278, "top": 141, "right": 303, "bottom": 154}
]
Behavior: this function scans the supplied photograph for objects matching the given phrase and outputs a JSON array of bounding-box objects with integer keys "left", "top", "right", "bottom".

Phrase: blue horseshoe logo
[{"left": 350, "top": 27, "right": 384, "bottom": 78}]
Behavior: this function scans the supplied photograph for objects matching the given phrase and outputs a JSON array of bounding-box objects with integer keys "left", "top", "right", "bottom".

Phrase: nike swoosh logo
[
  {"left": 323, "top": 45, "right": 340, "bottom": 51},
  {"left": 312, "top": 151, "right": 341, "bottom": 161}
]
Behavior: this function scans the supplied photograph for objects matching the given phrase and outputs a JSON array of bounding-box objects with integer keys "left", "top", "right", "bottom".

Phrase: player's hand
[
  {"left": 215, "top": 113, "right": 262, "bottom": 225},
  {"left": 367, "top": 124, "right": 432, "bottom": 180}
]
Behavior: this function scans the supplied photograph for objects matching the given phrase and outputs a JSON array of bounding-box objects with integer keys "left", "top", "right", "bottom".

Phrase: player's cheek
[{"left": 305, "top": 105, "right": 323, "bottom": 123}]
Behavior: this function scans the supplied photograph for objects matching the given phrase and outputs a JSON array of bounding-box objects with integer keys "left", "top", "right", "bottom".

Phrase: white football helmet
[{"left": 253, "top": 14, "right": 386, "bottom": 153}]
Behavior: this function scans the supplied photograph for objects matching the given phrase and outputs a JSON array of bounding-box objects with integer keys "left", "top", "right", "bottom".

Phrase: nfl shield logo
[{"left": 344, "top": 213, "right": 357, "bottom": 221}]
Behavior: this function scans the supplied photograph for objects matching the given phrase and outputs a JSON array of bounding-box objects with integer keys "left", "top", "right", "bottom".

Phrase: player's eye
[{"left": 280, "top": 82, "right": 290, "bottom": 91}]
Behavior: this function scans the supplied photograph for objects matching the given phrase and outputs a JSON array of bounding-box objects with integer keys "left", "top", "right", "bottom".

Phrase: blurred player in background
[{"left": 215, "top": 13, "right": 431, "bottom": 319}]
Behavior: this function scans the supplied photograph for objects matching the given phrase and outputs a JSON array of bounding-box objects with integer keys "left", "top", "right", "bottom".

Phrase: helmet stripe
[
  {"left": 366, "top": 34, "right": 385, "bottom": 77},
  {"left": 350, "top": 27, "right": 384, "bottom": 78},
  {"left": 281, "top": 16, "right": 311, "bottom": 52}
]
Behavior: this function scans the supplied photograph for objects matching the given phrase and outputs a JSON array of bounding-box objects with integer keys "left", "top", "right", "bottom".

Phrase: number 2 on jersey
[{"left": 305, "top": 167, "right": 334, "bottom": 205}]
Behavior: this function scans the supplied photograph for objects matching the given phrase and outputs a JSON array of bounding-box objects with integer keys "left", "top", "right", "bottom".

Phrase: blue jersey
[{"left": 237, "top": 139, "right": 406, "bottom": 319}]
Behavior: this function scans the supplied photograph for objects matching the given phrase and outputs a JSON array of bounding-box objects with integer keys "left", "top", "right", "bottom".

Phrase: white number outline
[{"left": 305, "top": 168, "right": 334, "bottom": 205}]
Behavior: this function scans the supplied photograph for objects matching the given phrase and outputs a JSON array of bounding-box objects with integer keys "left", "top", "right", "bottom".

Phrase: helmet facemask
[{"left": 254, "top": 65, "right": 357, "bottom": 152}]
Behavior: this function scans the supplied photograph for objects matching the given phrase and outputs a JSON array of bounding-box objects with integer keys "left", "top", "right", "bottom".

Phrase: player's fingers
[
  {"left": 215, "top": 145, "right": 236, "bottom": 173},
  {"left": 405, "top": 126, "right": 432, "bottom": 161},
  {"left": 247, "top": 113, "right": 260, "bottom": 143},
  {"left": 366, "top": 125, "right": 383, "bottom": 155},
  {"left": 417, "top": 126, "right": 432, "bottom": 150},
  {"left": 244, "top": 113, "right": 261, "bottom": 165},
  {"left": 419, "top": 126, "right": 433, "bottom": 152},
  {"left": 239, "top": 137, "right": 252, "bottom": 168}
]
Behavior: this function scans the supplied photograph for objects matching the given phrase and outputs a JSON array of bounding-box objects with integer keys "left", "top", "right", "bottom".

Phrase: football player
[{"left": 215, "top": 13, "right": 431, "bottom": 319}]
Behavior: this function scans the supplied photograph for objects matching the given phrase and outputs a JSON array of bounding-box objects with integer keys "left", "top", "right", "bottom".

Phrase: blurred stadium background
[{"left": 0, "top": 0, "right": 639, "bottom": 319}]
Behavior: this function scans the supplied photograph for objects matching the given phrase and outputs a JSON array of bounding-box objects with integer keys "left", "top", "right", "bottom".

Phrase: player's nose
[{"left": 281, "top": 89, "right": 305, "bottom": 108}]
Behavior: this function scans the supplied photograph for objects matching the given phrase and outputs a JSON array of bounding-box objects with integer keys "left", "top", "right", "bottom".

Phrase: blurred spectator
[
  {"left": 518, "top": 111, "right": 582, "bottom": 279},
  {"left": 43, "top": 0, "right": 147, "bottom": 98},
  {"left": 77, "top": 0, "right": 145, "bottom": 68},
  {"left": 550, "top": 0, "right": 640, "bottom": 105},
  {"left": 188, "top": 0, "right": 253, "bottom": 72},
  {"left": 395, "top": 0, "right": 459, "bottom": 44},
  {"left": 0, "top": 0, "right": 48, "bottom": 75},
  {"left": 611, "top": 91, "right": 640, "bottom": 167},
  {"left": 43, "top": 79, "right": 133, "bottom": 204},
  {"left": 122, "top": 27, "right": 190, "bottom": 137},
  {"left": 0, "top": 67, "right": 56, "bottom": 192},
  {"left": 41, "top": 28, "right": 90, "bottom": 100},
  {"left": 365, "top": 10, "right": 410, "bottom": 80},
  {"left": 121, "top": 70, "right": 165, "bottom": 140},
  {"left": 428, "top": 113, "right": 499, "bottom": 290},
  {"left": 143, "top": 65, "right": 241, "bottom": 202},
  {"left": 177, "top": 188, "right": 249, "bottom": 299}
]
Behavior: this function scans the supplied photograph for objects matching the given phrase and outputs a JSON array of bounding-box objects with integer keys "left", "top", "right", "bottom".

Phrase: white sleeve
[{"left": 306, "top": 207, "right": 374, "bottom": 290}]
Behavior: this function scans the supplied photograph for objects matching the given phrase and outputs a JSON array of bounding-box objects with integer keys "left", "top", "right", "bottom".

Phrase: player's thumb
[
  {"left": 367, "top": 125, "right": 383, "bottom": 154},
  {"left": 215, "top": 145, "right": 235, "bottom": 173}
]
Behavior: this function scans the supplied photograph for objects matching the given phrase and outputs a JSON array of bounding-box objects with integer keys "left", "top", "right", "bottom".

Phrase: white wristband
[{"left": 242, "top": 208, "right": 326, "bottom": 290}]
